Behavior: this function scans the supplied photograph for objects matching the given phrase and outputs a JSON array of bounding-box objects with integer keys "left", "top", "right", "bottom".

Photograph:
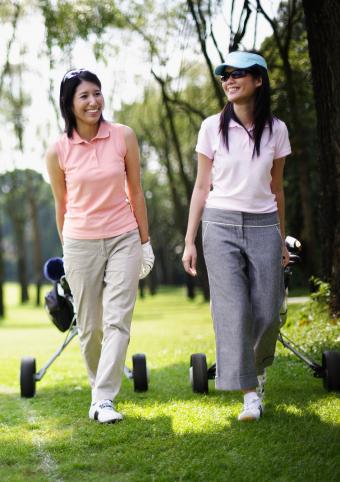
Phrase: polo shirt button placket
[
  {"left": 247, "top": 130, "right": 252, "bottom": 160},
  {"left": 92, "top": 145, "right": 98, "bottom": 165}
]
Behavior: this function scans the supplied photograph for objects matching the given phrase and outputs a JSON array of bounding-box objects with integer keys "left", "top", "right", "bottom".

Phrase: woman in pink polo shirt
[
  {"left": 46, "top": 69, "right": 154, "bottom": 423},
  {"left": 182, "top": 51, "right": 291, "bottom": 421}
]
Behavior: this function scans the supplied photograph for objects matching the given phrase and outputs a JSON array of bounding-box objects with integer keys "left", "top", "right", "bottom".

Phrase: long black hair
[
  {"left": 219, "top": 65, "right": 273, "bottom": 157},
  {"left": 59, "top": 69, "right": 104, "bottom": 138}
]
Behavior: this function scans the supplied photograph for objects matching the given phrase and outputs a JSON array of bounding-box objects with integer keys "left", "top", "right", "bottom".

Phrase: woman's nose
[{"left": 89, "top": 95, "right": 98, "bottom": 105}]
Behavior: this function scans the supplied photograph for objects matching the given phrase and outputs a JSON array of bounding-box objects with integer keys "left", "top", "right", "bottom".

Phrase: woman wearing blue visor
[{"left": 182, "top": 51, "right": 291, "bottom": 421}]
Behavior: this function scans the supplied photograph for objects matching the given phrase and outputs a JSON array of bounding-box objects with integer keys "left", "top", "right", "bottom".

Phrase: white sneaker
[
  {"left": 238, "top": 395, "right": 263, "bottom": 422},
  {"left": 89, "top": 400, "right": 123, "bottom": 423},
  {"left": 256, "top": 369, "right": 267, "bottom": 402}
]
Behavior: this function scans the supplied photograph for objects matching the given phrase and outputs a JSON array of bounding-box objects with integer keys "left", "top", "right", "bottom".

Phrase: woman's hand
[
  {"left": 139, "top": 240, "right": 155, "bottom": 279},
  {"left": 282, "top": 245, "right": 290, "bottom": 267},
  {"left": 182, "top": 243, "right": 198, "bottom": 277}
]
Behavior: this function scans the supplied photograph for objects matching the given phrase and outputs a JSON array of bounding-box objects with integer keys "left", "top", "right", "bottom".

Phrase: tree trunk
[
  {"left": 13, "top": 220, "right": 29, "bottom": 304},
  {"left": 284, "top": 68, "right": 319, "bottom": 275},
  {"left": 26, "top": 172, "right": 43, "bottom": 306},
  {"left": 0, "top": 217, "right": 5, "bottom": 318},
  {"left": 256, "top": 0, "right": 318, "bottom": 275},
  {"left": 156, "top": 247, "right": 169, "bottom": 284},
  {"left": 139, "top": 280, "right": 145, "bottom": 299},
  {"left": 185, "top": 273, "right": 196, "bottom": 299},
  {"left": 302, "top": 0, "right": 340, "bottom": 315},
  {"left": 148, "top": 266, "right": 158, "bottom": 295}
]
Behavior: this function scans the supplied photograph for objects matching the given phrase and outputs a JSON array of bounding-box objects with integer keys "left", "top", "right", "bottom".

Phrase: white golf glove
[{"left": 139, "top": 240, "right": 155, "bottom": 279}]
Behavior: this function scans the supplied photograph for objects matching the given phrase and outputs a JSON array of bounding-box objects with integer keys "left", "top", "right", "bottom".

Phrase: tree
[
  {"left": 256, "top": 0, "right": 319, "bottom": 276},
  {"left": 37, "top": 0, "right": 326, "bottom": 298},
  {"left": 26, "top": 170, "right": 44, "bottom": 306},
  {"left": 259, "top": 9, "right": 320, "bottom": 286},
  {"left": 0, "top": 171, "right": 29, "bottom": 303},
  {"left": 302, "top": 0, "right": 340, "bottom": 315},
  {"left": 0, "top": 1, "right": 22, "bottom": 314},
  {"left": 118, "top": 81, "right": 212, "bottom": 298}
]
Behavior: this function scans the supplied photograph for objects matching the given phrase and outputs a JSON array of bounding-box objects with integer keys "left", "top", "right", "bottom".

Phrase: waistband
[{"left": 202, "top": 208, "right": 279, "bottom": 227}]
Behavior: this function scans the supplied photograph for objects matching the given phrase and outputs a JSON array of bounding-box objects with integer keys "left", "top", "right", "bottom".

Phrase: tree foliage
[{"left": 0, "top": 1, "right": 338, "bottom": 310}]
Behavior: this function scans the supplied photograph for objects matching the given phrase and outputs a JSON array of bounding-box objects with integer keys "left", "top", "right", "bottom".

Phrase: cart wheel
[
  {"left": 132, "top": 354, "right": 148, "bottom": 392},
  {"left": 322, "top": 351, "right": 340, "bottom": 391},
  {"left": 20, "top": 357, "right": 36, "bottom": 398},
  {"left": 190, "top": 353, "right": 208, "bottom": 394}
]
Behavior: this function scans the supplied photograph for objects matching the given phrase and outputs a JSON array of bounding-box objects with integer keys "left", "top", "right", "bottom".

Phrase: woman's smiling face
[
  {"left": 72, "top": 80, "right": 104, "bottom": 126},
  {"left": 222, "top": 68, "right": 262, "bottom": 104}
]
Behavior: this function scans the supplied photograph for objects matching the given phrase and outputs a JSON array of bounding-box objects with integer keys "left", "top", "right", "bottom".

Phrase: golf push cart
[
  {"left": 189, "top": 236, "right": 340, "bottom": 394},
  {"left": 20, "top": 257, "right": 149, "bottom": 398}
]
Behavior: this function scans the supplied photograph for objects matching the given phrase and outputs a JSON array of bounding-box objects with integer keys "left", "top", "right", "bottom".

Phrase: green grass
[{"left": 0, "top": 284, "right": 339, "bottom": 482}]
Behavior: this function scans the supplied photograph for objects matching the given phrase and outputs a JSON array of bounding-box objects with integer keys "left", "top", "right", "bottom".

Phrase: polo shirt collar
[
  {"left": 70, "top": 121, "right": 110, "bottom": 144},
  {"left": 228, "top": 118, "right": 270, "bottom": 130},
  {"left": 229, "top": 118, "right": 242, "bottom": 128}
]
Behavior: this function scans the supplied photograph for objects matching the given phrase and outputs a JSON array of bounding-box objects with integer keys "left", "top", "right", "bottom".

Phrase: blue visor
[{"left": 215, "top": 51, "right": 267, "bottom": 75}]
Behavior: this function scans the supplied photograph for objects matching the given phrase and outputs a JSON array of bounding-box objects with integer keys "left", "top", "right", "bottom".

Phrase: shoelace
[
  {"left": 244, "top": 397, "right": 261, "bottom": 411},
  {"left": 98, "top": 400, "right": 113, "bottom": 410}
]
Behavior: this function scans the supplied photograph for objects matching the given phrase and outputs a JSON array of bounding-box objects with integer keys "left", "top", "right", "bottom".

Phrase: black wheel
[
  {"left": 132, "top": 354, "right": 148, "bottom": 392},
  {"left": 190, "top": 353, "right": 208, "bottom": 394},
  {"left": 20, "top": 357, "right": 36, "bottom": 398},
  {"left": 322, "top": 351, "right": 340, "bottom": 391}
]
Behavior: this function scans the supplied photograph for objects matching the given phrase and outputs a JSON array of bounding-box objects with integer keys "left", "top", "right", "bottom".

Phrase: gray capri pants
[{"left": 202, "top": 208, "right": 284, "bottom": 391}]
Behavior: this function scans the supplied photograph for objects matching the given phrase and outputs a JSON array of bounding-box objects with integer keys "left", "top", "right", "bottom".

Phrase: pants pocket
[
  {"left": 202, "top": 221, "right": 210, "bottom": 244},
  {"left": 274, "top": 225, "right": 283, "bottom": 243}
]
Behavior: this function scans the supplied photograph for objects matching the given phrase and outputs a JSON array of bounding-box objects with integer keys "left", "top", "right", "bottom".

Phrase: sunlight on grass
[{"left": 1, "top": 283, "right": 339, "bottom": 481}]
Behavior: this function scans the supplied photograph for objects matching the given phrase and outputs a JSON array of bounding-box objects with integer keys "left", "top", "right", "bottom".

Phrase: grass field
[{"left": 0, "top": 283, "right": 339, "bottom": 482}]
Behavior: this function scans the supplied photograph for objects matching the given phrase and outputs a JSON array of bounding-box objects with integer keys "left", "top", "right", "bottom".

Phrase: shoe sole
[
  {"left": 238, "top": 415, "right": 260, "bottom": 422},
  {"left": 89, "top": 416, "right": 123, "bottom": 424},
  {"left": 238, "top": 405, "right": 263, "bottom": 422},
  {"left": 89, "top": 410, "right": 123, "bottom": 424}
]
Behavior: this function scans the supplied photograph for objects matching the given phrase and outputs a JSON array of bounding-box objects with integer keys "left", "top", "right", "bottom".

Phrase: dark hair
[
  {"left": 59, "top": 69, "right": 104, "bottom": 138},
  {"left": 219, "top": 64, "right": 273, "bottom": 157}
]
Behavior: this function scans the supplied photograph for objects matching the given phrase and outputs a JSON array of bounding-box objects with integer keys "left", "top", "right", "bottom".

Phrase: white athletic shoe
[
  {"left": 89, "top": 400, "right": 123, "bottom": 423},
  {"left": 256, "top": 369, "right": 267, "bottom": 402},
  {"left": 238, "top": 396, "right": 263, "bottom": 422}
]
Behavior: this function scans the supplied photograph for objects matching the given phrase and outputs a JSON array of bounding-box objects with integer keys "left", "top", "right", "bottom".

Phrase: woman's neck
[
  {"left": 75, "top": 121, "right": 100, "bottom": 141},
  {"left": 233, "top": 102, "right": 255, "bottom": 129}
]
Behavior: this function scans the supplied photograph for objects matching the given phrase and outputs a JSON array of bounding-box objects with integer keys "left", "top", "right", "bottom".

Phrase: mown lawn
[{"left": 0, "top": 283, "right": 339, "bottom": 482}]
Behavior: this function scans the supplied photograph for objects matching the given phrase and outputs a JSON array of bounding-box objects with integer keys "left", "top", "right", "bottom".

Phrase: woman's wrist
[{"left": 185, "top": 233, "right": 196, "bottom": 245}]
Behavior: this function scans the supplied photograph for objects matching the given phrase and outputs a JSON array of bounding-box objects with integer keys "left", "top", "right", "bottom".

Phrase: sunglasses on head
[
  {"left": 220, "top": 69, "right": 250, "bottom": 82},
  {"left": 62, "top": 69, "right": 86, "bottom": 83}
]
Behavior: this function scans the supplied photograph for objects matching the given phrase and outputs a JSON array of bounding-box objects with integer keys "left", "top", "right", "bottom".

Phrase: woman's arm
[
  {"left": 182, "top": 153, "right": 212, "bottom": 276},
  {"left": 124, "top": 126, "right": 149, "bottom": 244},
  {"left": 45, "top": 145, "right": 67, "bottom": 245},
  {"left": 271, "top": 157, "right": 289, "bottom": 266}
]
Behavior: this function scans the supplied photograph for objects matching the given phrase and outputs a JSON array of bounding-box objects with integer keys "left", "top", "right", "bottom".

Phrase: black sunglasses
[{"left": 220, "top": 69, "right": 250, "bottom": 82}]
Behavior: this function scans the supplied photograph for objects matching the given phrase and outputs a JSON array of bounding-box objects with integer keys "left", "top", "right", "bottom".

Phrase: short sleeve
[
  {"left": 195, "top": 119, "right": 214, "bottom": 159},
  {"left": 274, "top": 121, "right": 292, "bottom": 159}
]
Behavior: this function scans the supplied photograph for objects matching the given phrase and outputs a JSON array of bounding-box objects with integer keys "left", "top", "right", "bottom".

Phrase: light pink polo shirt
[
  {"left": 55, "top": 121, "right": 138, "bottom": 239},
  {"left": 196, "top": 114, "right": 291, "bottom": 213}
]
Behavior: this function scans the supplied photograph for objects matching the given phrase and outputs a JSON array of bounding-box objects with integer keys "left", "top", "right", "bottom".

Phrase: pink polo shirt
[
  {"left": 196, "top": 114, "right": 292, "bottom": 213},
  {"left": 55, "top": 121, "right": 138, "bottom": 239}
]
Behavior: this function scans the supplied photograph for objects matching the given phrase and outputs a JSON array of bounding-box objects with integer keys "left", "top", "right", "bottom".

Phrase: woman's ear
[{"left": 255, "top": 77, "right": 263, "bottom": 88}]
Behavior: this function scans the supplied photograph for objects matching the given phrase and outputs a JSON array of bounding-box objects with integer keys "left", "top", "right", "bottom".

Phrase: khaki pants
[{"left": 63, "top": 229, "right": 142, "bottom": 402}]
